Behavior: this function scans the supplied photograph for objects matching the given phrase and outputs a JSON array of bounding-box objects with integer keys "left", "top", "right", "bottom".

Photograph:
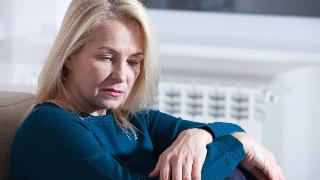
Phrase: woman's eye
[
  {"left": 101, "top": 56, "right": 112, "bottom": 62},
  {"left": 127, "top": 60, "right": 141, "bottom": 66}
]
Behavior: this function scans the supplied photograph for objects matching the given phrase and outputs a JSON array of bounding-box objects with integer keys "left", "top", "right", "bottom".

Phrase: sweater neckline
[{"left": 37, "top": 102, "right": 114, "bottom": 120}]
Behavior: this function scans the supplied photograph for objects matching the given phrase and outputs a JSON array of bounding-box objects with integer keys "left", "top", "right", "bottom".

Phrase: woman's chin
[{"left": 99, "top": 100, "right": 122, "bottom": 110}]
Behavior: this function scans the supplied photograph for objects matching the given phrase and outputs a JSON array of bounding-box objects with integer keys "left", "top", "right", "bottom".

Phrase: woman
[{"left": 10, "top": 0, "right": 284, "bottom": 179}]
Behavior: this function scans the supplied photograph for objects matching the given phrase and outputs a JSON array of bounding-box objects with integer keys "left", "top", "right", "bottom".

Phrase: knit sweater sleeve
[
  {"left": 145, "top": 110, "right": 245, "bottom": 154},
  {"left": 142, "top": 110, "right": 246, "bottom": 179},
  {"left": 10, "top": 106, "right": 156, "bottom": 180}
]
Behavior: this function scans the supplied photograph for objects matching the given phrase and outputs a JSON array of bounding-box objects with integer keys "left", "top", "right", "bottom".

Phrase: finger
[
  {"left": 272, "top": 166, "right": 279, "bottom": 180},
  {"left": 261, "top": 159, "right": 274, "bottom": 180},
  {"left": 277, "top": 165, "right": 285, "bottom": 180},
  {"left": 149, "top": 159, "right": 161, "bottom": 177},
  {"left": 273, "top": 160, "right": 285, "bottom": 180},
  {"left": 182, "top": 157, "right": 192, "bottom": 180},
  {"left": 249, "top": 167, "right": 268, "bottom": 180},
  {"left": 160, "top": 157, "right": 171, "bottom": 180},
  {"left": 272, "top": 163, "right": 284, "bottom": 180},
  {"left": 267, "top": 149, "right": 283, "bottom": 180},
  {"left": 268, "top": 164, "right": 277, "bottom": 180},
  {"left": 191, "top": 155, "right": 205, "bottom": 180},
  {"left": 150, "top": 153, "right": 166, "bottom": 177},
  {"left": 269, "top": 153, "right": 285, "bottom": 180},
  {"left": 266, "top": 152, "right": 278, "bottom": 180},
  {"left": 268, "top": 153, "right": 278, "bottom": 180},
  {"left": 171, "top": 155, "right": 183, "bottom": 180},
  {"left": 274, "top": 165, "right": 282, "bottom": 180}
]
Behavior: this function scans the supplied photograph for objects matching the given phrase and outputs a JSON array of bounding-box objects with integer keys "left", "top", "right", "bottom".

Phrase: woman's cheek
[
  {"left": 96, "top": 66, "right": 112, "bottom": 82},
  {"left": 133, "top": 69, "right": 140, "bottom": 86},
  {"left": 133, "top": 64, "right": 141, "bottom": 78}
]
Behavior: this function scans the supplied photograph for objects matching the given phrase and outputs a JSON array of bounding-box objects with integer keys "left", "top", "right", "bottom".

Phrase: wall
[
  {"left": 0, "top": 0, "right": 66, "bottom": 86},
  {"left": 0, "top": 0, "right": 12, "bottom": 84},
  {"left": 270, "top": 66, "right": 320, "bottom": 179}
]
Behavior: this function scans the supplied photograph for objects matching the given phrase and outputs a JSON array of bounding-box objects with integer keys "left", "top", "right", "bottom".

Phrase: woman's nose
[{"left": 110, "top": 62, "right": 126, "bottom": 82}]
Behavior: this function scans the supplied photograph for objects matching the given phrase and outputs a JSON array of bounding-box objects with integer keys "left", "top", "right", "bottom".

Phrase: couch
[{"left": 0, "top": 91, "right": 34, "bottom": 180}]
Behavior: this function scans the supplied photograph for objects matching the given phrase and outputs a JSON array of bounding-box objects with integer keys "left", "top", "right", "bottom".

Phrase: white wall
[
  {"left": 10, "top": 0, "right": 57, "bottom": 66},
  {"left": 266, "top": 65, "right": 320, "bottom": 179},
  {"left": 272, "top": 66, "right": 320, "bottom": 179},
  {"left": 0, "top": 0, "right": 66, "bottom": 86}
]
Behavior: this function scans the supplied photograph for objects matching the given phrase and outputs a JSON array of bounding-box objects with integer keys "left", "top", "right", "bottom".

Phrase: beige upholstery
[{"left": 0, "top": 92, "right": 34, "bottom": 180}]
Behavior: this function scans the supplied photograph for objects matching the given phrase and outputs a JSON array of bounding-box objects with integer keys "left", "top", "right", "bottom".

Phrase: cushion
[{"left": 0, "top": 92, "right": 34, "bottom": 180}]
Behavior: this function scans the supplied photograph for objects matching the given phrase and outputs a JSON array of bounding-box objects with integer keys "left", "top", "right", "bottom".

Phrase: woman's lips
[{"left": 102, "top": 88, "right": 124, "bottom": 97}]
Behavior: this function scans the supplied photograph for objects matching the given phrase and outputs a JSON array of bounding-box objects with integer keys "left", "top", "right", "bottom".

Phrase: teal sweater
[{"left": 10, "top": 102, "right": 245, "bottom": 179}]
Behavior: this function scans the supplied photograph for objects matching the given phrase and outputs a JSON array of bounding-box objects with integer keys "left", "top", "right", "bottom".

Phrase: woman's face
[{"left": 64, "top": 18, "right": 144, "bottom": 114}]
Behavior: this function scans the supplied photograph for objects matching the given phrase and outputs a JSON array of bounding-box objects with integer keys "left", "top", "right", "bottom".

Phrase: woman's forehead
[{"left": 88, "top": 19, "right": 145, "bottom": 53}]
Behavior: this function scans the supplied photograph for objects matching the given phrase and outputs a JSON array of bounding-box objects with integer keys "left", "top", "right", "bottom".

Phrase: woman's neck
[{"left": 51, "top": 94, "right": 107, "bottom": 116}]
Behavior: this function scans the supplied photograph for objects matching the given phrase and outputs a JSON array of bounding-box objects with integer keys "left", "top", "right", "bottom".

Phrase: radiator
[{"left": 155, "top": 81, "right": 274, "bottom": 142}]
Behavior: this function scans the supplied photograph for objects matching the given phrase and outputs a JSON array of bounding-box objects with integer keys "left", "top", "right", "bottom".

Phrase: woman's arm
[
  {"left": 143, "top": 110, "right": 284, "bottom": 180},
  {"left": 149, "top": 130, "right": 246, "bottom": 180},
  {"left": 143, "top": 110, "right": 245, "bottom": 156},
  {"left": 10, "top": 107, "right": 156, "bottom": 180},
  {"left": 139, "top": 110, "right": 246, "bottom": 179}
]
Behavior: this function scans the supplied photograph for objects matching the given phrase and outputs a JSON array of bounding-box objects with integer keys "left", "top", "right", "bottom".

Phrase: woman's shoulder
[
  {"left": 21, "top": 102, "right": 81, "bottom": 129},
  {"left": 30, "top": 102, "right": 73, "bottom": 118},
  {"left": 33, "top": 101, "right": 66, "bottom": 112}
]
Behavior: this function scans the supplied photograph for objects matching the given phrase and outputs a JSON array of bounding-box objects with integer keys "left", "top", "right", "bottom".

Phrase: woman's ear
[{"left": 64, "top": 55, "right": 74, "bottom": 70}]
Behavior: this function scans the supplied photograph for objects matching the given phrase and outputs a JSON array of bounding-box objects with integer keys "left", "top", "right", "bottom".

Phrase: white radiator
[{"left": 155, "top": 81, "right": 274, "bottom": 142}]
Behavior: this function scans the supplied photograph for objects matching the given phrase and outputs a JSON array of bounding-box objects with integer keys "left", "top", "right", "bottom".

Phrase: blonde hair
[{"left": 34, "top": 0, "right": 160, "bottom": 130}]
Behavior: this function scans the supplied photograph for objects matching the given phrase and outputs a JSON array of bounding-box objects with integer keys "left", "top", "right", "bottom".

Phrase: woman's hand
[
  {"left": 149, "top": 128, "right": 213, "bottom": 180},
  {"left": 232, "top": 132, "right": 285, "bottom": 180}
]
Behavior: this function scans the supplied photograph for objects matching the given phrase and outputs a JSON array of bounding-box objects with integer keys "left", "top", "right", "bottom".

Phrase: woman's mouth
[{"left": 101, "top": 88, "right": 124, "bottom": 97}]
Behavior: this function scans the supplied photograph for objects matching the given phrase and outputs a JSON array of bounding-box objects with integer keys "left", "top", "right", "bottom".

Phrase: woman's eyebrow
[
  {"left": 131, "top": 52, "right": 144, "bottom": 57},
  {"left": 98, "top": 46, "right": 144, "bottom": 57},
  {"left": 98, "top": 46, "right": 118, "bottom": 53}
]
